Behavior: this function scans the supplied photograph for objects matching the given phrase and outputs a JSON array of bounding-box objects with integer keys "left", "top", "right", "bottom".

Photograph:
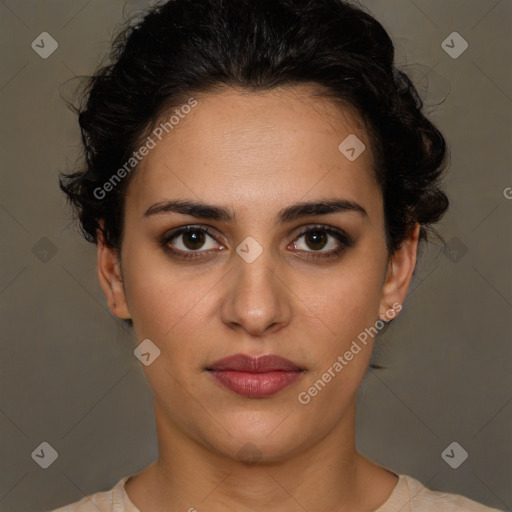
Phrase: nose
[{"left": 220, "top": 250, "right": 292, "bottom": 336}]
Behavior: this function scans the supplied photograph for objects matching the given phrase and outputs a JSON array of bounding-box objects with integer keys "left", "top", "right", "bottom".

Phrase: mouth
[{"left": 206, "top": 354, "right": 306, "bottom": 398}]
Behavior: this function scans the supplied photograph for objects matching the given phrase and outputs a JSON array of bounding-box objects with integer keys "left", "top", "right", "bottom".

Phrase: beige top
[{"left": 50, "top": 473, "right": 503, "bottom": 512}]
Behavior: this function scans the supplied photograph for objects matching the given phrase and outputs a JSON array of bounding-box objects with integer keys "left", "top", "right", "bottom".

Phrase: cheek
[
  {"left": 299, "top": 258, "right": 386, "bottom": 342},
  {"left": 122, "top": 246, "right": 221, "bottom": 361},
  {"left": 122, "top": 229, "right": 387, "bottom": 355},
  {"left": 121, "top": 244, "right": 191, "bottom": 337},
  {"left": 295, "top": 266, "right": 384, "bottom": 415}
]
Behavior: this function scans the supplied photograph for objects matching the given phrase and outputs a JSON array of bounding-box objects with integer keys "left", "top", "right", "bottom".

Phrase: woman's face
[{"left": 98, "top": 85, "right": 418, "bottom": 462}]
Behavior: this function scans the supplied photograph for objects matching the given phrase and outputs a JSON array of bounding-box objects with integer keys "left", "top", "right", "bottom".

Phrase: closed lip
[{"left": 206, "top": 353, "right": 304, "bottom": 372}]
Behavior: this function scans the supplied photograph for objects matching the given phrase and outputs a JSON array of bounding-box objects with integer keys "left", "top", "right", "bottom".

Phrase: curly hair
[{"left": 60, "top": 0, "right": 449, "bottom": 258}]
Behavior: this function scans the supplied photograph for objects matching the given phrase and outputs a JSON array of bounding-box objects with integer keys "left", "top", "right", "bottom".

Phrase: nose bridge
[{"left": 221, "top": 242, "right": 291, "bottom": 335}]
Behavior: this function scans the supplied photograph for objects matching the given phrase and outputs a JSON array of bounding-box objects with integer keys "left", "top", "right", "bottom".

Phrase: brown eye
[
  {"left": 181, "top": 229, "right": 206, "bottom": 250},
  {"left": 163, "top": 226, "right": 220, "bottom": 254},
  {"left": 291, "top": 225, "right": 355, "bottom": 259},
  {"left": 304, "top": 230, "right": 328, "bottom": 251}
]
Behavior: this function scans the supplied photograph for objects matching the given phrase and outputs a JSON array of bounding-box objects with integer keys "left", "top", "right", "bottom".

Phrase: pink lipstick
[{"left": 206, "top": 354, "right": 305, "bottom": 398}]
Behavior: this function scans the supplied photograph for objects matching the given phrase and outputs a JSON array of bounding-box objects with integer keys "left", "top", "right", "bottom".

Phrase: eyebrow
[{"left": 143, "top": 198, "right": 368, "bottom": 223}]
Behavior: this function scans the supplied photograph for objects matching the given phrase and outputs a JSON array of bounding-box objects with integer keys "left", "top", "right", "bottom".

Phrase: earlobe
[
  {"left": 378, "top": 223, "right": 420, "bottom": 320},
  {"left": 96, "top": 224, "right": 132, "bottom": 320}
]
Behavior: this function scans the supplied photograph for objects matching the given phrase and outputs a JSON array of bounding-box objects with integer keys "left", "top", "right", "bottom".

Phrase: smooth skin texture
[{"left": 97, "top": 85, "right": 420, "bottom": 512}]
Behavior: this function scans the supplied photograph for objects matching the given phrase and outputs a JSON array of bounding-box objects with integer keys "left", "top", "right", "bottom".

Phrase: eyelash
[{"left": 159, "top": 225, "right": 355, "bottom": 261}]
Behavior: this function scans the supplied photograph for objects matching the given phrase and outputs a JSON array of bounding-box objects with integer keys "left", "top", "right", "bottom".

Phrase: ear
[
  {"left": 96, "top": 221, "right": 131, "bottom": 320},
  {"left": 378, "top": 223, "right": 420, "bottom": 320}
]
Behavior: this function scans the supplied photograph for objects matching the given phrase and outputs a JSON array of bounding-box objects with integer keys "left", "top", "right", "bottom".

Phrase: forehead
[{"left": 125, "top": 85, "right": 380, "bottom": 219}]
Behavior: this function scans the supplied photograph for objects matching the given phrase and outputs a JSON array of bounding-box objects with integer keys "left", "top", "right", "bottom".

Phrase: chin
[{"left": 198, "top": 416, "right": 313, "bottom": 464}]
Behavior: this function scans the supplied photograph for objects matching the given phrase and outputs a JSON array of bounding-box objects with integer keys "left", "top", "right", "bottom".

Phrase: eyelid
[
  {"left": 293, "top": 223, "right": 352, "bottom": 241},
  {"left": 160, "top": 224, "right": 223, "bottom": 248},
  {"left": 291, "top": 224, "right": 355, "bottom": 254},
  {"left": 160, "top": 223, "right": 354, "bottom": 259}
]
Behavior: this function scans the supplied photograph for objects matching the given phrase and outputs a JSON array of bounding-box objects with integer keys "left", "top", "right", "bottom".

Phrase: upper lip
[{"left": 206, "top": 354, "right": 304, "bottom": 372}]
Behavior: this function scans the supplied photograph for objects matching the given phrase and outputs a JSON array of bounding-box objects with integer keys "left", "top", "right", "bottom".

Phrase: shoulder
[
  {"left": 48, "top": 476, "right": 136, "bottom": 512},
  {"left": 382, "top": 474, "right": 505, "bottom": 512}
]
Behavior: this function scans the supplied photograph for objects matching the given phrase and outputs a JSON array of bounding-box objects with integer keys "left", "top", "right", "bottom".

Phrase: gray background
[{"left": 0, "top": 0, "right": 511, "bottom": 511}]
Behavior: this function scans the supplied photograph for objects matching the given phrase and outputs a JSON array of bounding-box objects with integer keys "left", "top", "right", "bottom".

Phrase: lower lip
[{"left": 207, "top": 370, "right": 303, "bottom": 398}]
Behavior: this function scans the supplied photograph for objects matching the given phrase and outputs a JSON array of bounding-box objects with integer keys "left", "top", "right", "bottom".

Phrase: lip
[{"left": 206, "top": 354, "right": 305, "bottom": 398}]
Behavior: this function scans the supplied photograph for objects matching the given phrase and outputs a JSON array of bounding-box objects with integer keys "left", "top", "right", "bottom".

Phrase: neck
[{"left": 126, "top": 398, "right": 397, "bottom": 512}]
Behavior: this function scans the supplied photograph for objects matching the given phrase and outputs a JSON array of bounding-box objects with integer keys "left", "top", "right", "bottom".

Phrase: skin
[{"left": 97, "top": 85, "right": 420, "bottom": 512}]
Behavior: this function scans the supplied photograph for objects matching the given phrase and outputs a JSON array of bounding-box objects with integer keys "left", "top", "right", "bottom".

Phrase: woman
[{"left": 53, "top": 0, "right": 502, "bottom": 510}]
